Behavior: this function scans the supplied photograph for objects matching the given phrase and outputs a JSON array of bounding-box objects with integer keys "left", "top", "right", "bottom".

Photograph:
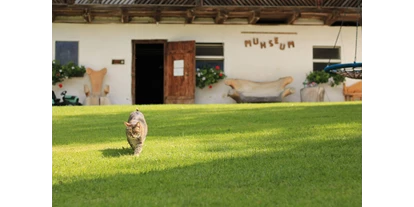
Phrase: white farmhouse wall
[{"left": 52, "top": 23, "right": 362, "bottom": 105}]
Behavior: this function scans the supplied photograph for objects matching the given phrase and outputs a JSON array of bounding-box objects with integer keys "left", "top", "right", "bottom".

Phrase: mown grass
[{"left": 52, "top": 102, "right": 362, "bottom": 207}]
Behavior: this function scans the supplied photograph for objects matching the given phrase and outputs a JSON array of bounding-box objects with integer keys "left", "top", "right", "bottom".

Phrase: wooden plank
[
  {"left": 165, "top": 41, "right": 195, "bottom": 104},
  {"left": 241, "top": 31, "right": 297, "bottom": 35}
]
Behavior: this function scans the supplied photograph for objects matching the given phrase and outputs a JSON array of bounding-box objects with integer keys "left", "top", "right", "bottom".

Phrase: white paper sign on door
[{"left": 173, "top": 60, "right": 184, "bottom": 76}]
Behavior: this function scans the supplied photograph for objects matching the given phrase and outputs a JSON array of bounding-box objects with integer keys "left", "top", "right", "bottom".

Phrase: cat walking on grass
[{"left": 124, "top": 108, "right": 148, "bottom": 156}]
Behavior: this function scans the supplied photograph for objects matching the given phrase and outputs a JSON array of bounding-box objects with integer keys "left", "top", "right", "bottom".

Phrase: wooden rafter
[
  {"left": 186, "top": 9, "right": 195, "bottom": 23},
  {"left": 248, "top": 10, "right": 260, "bottom": 24},
  {"left": 83, "top": 8, "right": 93, "bottom": 23},
  {"left": 52, "top": 0, "right": 362, "bottom": 25},
  {"left": 154, "top": 9, "right": 161, "bottom": 22},
  {"left": 54, "top": 0, "right": 361, "bottom": 8},
  {"left": 121, "top": 8, "right": 130, "bottom": 23},
  {"left": 215, "top": 9, "right": 228, "bottom": 24},
  {"left": 324, "top": 11, "right": 340, "bottom": 26},
  {"left": 287, "top": 12, "right": 300, "bottom": 24}
]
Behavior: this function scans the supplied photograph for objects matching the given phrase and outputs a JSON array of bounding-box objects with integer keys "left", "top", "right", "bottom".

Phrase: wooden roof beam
[
  {"left": 215, "top": 10, "right": 228, "bottom": 24},
  {"left": 83, "top": 8, "right": 93, "bottom": 23},
  {"left": 186, "top": 9, "right": 195, "bottom": 23},
  {"left": 287, "top": 12, "right": 300, "bottom": 24},
  {"left": 324, "top": 11, "right": 340, "bottom": 25},
  {"left": 154, "top": 9, "right": 161, "bottom": 23},
  {"left": 121, "top": 8, "right": 130, "bottom": 23},
  {"left": 325, "top": 12, "right": 362, "bottom": 25},
  {"left": 248, "top": 10, "right": 260, "bottom": 24},
  {"left": 300, "top": 12, "right": 328, "bottom": 18}
]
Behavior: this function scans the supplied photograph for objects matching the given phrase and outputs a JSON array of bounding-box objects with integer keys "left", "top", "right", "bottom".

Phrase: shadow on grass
[
  {"left": 53, "top": 103, "right": 362, "bottom": 146},
  {"left": 53, "top": 138, "right": 362, "bottom": 207},
  {"left": 100, "top": 147, "right": 132, "bottom": 157}
]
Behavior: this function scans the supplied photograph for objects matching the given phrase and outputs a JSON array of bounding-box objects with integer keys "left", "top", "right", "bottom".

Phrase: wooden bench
[{"left": 343, "top": 81, "right": 362, "bottom": 101}]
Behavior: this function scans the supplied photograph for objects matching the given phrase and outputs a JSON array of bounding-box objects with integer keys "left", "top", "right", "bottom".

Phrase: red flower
[
  {"left": 219, "top": 73, "right": 223, "bottom": 77},
  {"left": 215, "top": 65, "right": 220, "bottom": 70},
  {"left": 58, "top": 84, "right": 63, "bottom": 88},
  {"left": 209, "top": 85, "right": 212, "bottom": 89}
]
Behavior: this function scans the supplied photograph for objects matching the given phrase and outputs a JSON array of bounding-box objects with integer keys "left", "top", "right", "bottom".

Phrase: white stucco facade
[{"left": 52, "top": 23, "right": 362, "bottom": 105}]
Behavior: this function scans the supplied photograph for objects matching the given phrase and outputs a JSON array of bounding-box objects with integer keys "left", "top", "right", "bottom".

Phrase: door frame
[{"left": 131, "top": 39, "right": 167, "bottom": 104}]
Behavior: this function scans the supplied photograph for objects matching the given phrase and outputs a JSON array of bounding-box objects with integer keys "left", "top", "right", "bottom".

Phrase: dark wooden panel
[{"left": 165, "top": 41, "right": 195, "bottom": 104}]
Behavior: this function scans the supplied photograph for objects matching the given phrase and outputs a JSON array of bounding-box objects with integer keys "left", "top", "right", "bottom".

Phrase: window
[
  {"left": 55, "top": 41, "right": 79, "bottom": 65},
  {"left": 312, "top": 46, "right": 341, "bottom": 71},
  {"left": 196, "top": 43, "right": 224, "bottom": 70}
]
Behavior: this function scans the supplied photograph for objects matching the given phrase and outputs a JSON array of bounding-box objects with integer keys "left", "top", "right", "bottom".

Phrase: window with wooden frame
[
  {"left": 55, "top": 41, "right": 79, "bottom": 65},
  {"left": 195, "top": 43, "right": 224, "bottom": 70},
  {"left": 312, "top": 46, "right": 341, "bottom": 71}
]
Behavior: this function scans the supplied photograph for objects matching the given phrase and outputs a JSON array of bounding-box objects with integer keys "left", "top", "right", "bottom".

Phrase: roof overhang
[{"left": 52, "top": 0, "right": 362, "bottom": 26}]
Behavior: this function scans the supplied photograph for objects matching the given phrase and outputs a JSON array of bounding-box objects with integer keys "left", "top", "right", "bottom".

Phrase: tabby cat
[{"left": 124, "top": 108, "right": 148, "bottom": 156}]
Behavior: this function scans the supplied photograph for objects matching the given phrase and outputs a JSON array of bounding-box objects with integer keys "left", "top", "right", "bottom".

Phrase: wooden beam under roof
[
  {"left": 287, "top": 12, "right": 300, "bottom": 24},
  {"left": 215, "top": 9, "right": 228, "bottom": 24},
  {"left": 52, "top": 6, "right": 361, "bottom": 16},
  {"left": 121, "top": 8, "right": 130, "bottom": 23},
  {"left": 324, "top": 11, "right": 340, "bottom": 26},
  {"left": 153, "top": 9, "right": 162, "bottom": 22},
  {"left": 83, "top": 8, "right": 93, "bottom": 23},
  {"left": 248, "top": 10, "right": 260, "bottom": 24},
  {"left": 54, "top": 0, "right": 362, "bottom": 8},
  {"left": 52, "top": 1, "right": 362, "bottom": 25},
  {"left": 186, "top": 9, "right": 195, "bottom": 23}
]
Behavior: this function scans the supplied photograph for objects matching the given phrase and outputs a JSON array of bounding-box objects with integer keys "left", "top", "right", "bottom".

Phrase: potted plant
[
  {"left": 304, "top": 70, "right": 345, "bottom": 87},
  {"left": 301, "top": 70, "right": 346, "bottom": 102},
  {"left": 52, "top": 60, "right": 86, "bottom": 85},
  {"left": 196, "top": 65, "right": 226, "bottom": 89}
]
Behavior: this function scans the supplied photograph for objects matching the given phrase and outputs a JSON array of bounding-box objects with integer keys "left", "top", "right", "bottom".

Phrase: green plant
[
  {"left": 305, "top": 70, "right": 345, "bottom": 87},
  {"left": 52, "top": 60, "right": 86, "bottom": 85},
  {"left": 53, "top": 103, "right": 362, "bottom": 206},
  {"left": 196, "top": 65, "right": 226, "bottom": 89}
]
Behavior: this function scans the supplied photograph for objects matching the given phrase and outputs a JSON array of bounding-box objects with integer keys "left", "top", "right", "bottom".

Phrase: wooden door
[{"left": 164, "top": 41, "right": 196, "bottom": 104}]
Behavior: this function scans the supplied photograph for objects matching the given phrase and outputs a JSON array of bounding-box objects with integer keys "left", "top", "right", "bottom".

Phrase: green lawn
[{"left": 52, "top": 102, "right": 362, "bottom": 207}]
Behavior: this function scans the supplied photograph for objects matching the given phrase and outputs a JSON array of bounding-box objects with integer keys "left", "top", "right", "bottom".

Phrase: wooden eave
[{"left": 52, "top": 0, "right": 362, "bottom": 26}]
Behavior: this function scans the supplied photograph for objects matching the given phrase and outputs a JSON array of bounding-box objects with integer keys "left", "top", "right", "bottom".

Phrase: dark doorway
[{"left": 134, "top": 43, "right": 164, "bottom": 104}]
